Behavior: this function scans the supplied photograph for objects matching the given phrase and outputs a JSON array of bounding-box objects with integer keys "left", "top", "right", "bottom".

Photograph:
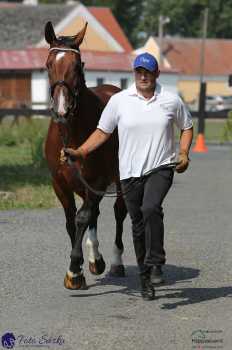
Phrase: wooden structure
[{"left": 0, "top": 72, "right": 31, "bottom": 105}]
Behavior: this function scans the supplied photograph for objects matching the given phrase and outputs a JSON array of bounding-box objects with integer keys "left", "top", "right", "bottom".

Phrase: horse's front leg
[
  {"left": 52, "top": 178, "right": 76, "bottom": 248},
  {"left": 86, "top": 204, "right": 106, "bottom": 275},
  {"left": 64, "top": 201, "right": 91, "bottom": 290}
]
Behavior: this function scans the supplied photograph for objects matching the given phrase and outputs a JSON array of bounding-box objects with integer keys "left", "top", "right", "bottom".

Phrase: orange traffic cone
[{"left": 193, "top": 133, "right": 208, "bottom": 153}]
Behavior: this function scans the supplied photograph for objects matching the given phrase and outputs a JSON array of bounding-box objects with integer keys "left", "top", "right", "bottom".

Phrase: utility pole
[
  {"left": 158, "top": 15, "right": 170, "bottom": 66},
  {"left": 193, "top": 7, "right": 208, "bottom": 153},
  {"left": 199, "top": 7, "right": 208, "bottom": 84}
]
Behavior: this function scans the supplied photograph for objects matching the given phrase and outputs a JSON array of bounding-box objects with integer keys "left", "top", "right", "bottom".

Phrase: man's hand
[
  {"left": 60, "top": 147, "right": 86, "bottom": 164},
  {"left": 176, "top": 151, "right": 189, "bottom": 173},
  {"left": 59, "top": 129, "right": 110, "bottom": 165}
]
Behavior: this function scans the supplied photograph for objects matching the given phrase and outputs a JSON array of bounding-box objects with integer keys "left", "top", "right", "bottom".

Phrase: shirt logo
[{"left": 159, "top": 103, "right": 172, "bottom": 112}]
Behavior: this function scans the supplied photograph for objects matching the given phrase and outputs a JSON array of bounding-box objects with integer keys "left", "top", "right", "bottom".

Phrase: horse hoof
[
  {"left": 89, "top": 255, "right": 106, "bottom": 275},
  {"left": 64, "top": 273, "right": 88, "bottom": 290},
  {"left": 109, "top": 264, "right": 125, "bottom": 277}
]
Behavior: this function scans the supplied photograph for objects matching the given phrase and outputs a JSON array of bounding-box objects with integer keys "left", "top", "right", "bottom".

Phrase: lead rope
[
  {"left": 66, "top": 158, "right": 179, "bottom": 198},
  {"left": 56, "top": 118, "right": 179, "bottom": 198},
  {"left": 57, "top": 123, "right": 178, "bottom": 197},
  {"left": 58, "top": 122, "right": 70, "bottom": 149}
]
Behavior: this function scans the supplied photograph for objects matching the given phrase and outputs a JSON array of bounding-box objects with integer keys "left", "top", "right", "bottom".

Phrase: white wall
[
  {"left": 31, "top": 71, "right": 48, "bottom": 109},
  {"left": 30, "top": 70, "right": 178, "bottom": 106},
  {"left": 85, "top": 71, "right": 133, "bottom": 88},
  {"left": 158, "top": 74, "right": 178, "bottom": 94},
  {"left": 86, "top": 70, "right": 178, "bottom": 93}
]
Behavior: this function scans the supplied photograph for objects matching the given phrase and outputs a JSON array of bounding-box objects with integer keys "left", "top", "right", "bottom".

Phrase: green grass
[
  {"left": 0, "top": 118, "right": 58, "bottom": 210},
  {"left": 196, "top": 119, "right": 232, "bottom": 142},
  {"left": 0, "top": 117, "right": 231, "bottom": 210},
  {"left": 175, "top": 118, "right": 232, "bottom": 143}
]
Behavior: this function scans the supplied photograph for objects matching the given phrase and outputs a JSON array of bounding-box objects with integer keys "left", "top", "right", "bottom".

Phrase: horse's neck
[
  {"left": 79, "top": 87, "right": 103, "bottom": 122},
  {"left": 68, "top": 87, "right": 103, "bottom": 145}
]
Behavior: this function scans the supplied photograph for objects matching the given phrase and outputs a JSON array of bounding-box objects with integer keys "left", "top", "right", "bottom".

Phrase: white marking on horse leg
[
  {"left": 111, "top": 243, "right": 123, "bottom": 266},
  {"left": 86, "top": 227, "right": 101, "bottom": 263},
  {"left": 57, "top": 89, "right": 66, "bottom": 115},
  {"left": 67, "top": 270, "right": 78, "bottom": 278},
  {"left": 67, "top": 267, "right": 84, "bottom": 277}
]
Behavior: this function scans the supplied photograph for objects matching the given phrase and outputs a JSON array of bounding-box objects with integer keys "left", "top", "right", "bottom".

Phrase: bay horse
[{"left": 44, "top": 22, "right": 128, "bottom": 290}]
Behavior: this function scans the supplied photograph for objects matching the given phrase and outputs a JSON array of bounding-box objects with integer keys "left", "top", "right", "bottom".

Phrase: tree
[
  {"left": 138, "top": 0, "right": 232, "bottom": 42},
  {"left": 207, "top": 0, "right": 232, "bottom": 38},
  {"left": 83, "top": 0, "right": 143, "bottom": 46},
  {"left": 82, "top": 0, "right": 113, "bottom": 6},
  {"left": 39, "top": 0, "right": 232, "bottom": 46},
  {"left": 111, "top": 0, "right": 144, "bottom": 46}
]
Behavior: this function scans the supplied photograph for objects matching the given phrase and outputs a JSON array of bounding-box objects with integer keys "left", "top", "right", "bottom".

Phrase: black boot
[
  {"left": 151, "top": 265, "right": 164, "bottom": 285},
  {"left": 140, "top": 273, "right": 155, "bottom": 301}
]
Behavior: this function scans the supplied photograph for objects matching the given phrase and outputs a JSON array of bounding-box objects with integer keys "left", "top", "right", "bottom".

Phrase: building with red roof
[
  {"left": 0, "top": 1, "right": 178, "bottom": 107},
  {"left": 135, "top": 36, "right": 232, "bottom": 104}
]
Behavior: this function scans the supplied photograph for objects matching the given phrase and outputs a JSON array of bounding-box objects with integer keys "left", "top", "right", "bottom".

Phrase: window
[
  {"left": 97, "top": 78, "right": 104, "bottom": 86},
  {"left": 120, "top": 78, "right": 128, "bottom": 90}
]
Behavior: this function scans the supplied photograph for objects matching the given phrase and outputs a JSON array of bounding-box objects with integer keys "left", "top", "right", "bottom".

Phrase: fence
[{"left": 0, "top": 107, "right": 231, "bottom": 122}]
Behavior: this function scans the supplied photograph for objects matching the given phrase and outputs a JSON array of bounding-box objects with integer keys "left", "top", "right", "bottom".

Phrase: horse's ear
[
  {"left": 45, "top": 21, "right": 57, "bottom": 45},
  {"left": 74, "top": 22, "right": 88, "bottom": 47}
]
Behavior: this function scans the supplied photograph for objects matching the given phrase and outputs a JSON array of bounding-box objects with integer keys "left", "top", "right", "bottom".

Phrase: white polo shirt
[{"left": 97, "top": 83, "right": 193, "bottom": 180}]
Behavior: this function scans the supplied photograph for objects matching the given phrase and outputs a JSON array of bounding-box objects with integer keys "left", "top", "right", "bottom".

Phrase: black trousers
[{"left": 121, "top": 168, "right": 174, "bottom": 275}]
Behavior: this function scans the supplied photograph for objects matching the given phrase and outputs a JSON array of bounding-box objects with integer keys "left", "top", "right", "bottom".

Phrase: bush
[
  {"left": 30, "top": 134, "right": 47, "bottom": 168},
  {"left": 0, "top": 124, "right": 18, "bottom": 146},
  {"left": 221, "top": 111, "right": 232, "bottom": 142},
  {"left": 0, "top": 118, "right": 50, "bottom": 167}
]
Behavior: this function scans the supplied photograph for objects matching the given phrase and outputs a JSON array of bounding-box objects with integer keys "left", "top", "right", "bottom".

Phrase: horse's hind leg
[
  {"left": 86, "top": 203, "right": 106, "bottom": 275},
  {"left": 109, "top": 193, "right": 127, "bottom": 277}
]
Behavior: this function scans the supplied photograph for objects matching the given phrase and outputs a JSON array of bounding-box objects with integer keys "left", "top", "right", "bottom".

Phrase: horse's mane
[{"left": 56, "top": 36, "right": 78, "bottom": 49}]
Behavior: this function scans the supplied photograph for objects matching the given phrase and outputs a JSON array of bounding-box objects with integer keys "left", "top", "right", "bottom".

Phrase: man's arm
[
  {"left": 60, "top": 129, "right": 111, "bottom": 163},
  {"left": 61, "top": 94, "right": 119, "bottom": 163},
  {"left": 179, "top": 127, "right": 193, "bottom": 155},
  {"left": 176, "top": 127, "right": 193, "bottom": 173}
]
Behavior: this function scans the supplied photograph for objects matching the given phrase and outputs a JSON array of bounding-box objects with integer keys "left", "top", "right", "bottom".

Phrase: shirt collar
[{"left": 127, "top": 82, "right": 162, "bottom": 101}]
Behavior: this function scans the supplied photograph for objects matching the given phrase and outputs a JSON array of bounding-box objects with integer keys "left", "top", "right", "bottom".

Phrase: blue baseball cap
[{"left": 133, "top": 52, "right": 158, "bottom": 72}]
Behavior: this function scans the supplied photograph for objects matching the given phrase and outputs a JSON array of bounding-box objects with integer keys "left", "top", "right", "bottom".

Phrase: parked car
[
  {"left": 206, "top": 95, "right": 232, "bottom": 111},
  {"left": 221, "top": 96, "right": 232, "bottom": 110}
]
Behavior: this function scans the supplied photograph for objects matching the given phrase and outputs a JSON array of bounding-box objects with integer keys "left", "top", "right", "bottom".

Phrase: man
[{"left": 61, "top": 52, "right": 193, "bottom": 301}]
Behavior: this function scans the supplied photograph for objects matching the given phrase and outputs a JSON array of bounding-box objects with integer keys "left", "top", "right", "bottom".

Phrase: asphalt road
[{"left": 1, "top": 145, "right": 232, "bottom": 350}]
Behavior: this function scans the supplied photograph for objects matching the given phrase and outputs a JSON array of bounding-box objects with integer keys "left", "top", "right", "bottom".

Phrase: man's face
[{"left": 134, "top": 67, "right": 159, "bottom": 94}]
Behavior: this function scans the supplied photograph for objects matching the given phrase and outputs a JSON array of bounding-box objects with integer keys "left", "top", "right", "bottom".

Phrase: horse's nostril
[{"left": 58, "top": 110, "right": 67, "bottom": 117}]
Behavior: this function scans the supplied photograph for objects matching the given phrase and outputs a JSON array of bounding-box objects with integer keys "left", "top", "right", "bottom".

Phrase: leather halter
[
  {"left": 49, "top": 47, "right": 80, "bottom": 55},
  {"left": 48, "top": 47, "right": 82, "bottom": 124}
]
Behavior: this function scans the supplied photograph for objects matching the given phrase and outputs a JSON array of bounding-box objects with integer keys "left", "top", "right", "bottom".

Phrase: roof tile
[
  {"left": 0, "top": 48, "right": 133, "bottom": 72},
  {"left": 0, "top": 4, "right": 76, "bottom": 49},
  {"left": 88, "top": 7, "right": 133, "bottom": 52},
  {"left": 0, "top": 48, "right": 177, "bottom": 73},
  {"left": 160, "top": 37, "right": 232, "bottom": 75}
]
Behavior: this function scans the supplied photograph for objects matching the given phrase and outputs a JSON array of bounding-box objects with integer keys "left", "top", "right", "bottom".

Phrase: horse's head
[{"left": 45, "top": 21, "right": 88, "bottom": 122}]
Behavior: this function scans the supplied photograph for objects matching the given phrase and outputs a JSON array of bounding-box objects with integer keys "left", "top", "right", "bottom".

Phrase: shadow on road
[
  {"left": 70, "top": 265, "right": 140, "bottom": 298},
  {"left": 70, "top": 264, "right": 232, "bottom": 308},
  {"left": 70, "top": 264, "right": 202, "bottom": 300},
  {"left": 158, "top": 286, "right": 232, "bottom": 309}
]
